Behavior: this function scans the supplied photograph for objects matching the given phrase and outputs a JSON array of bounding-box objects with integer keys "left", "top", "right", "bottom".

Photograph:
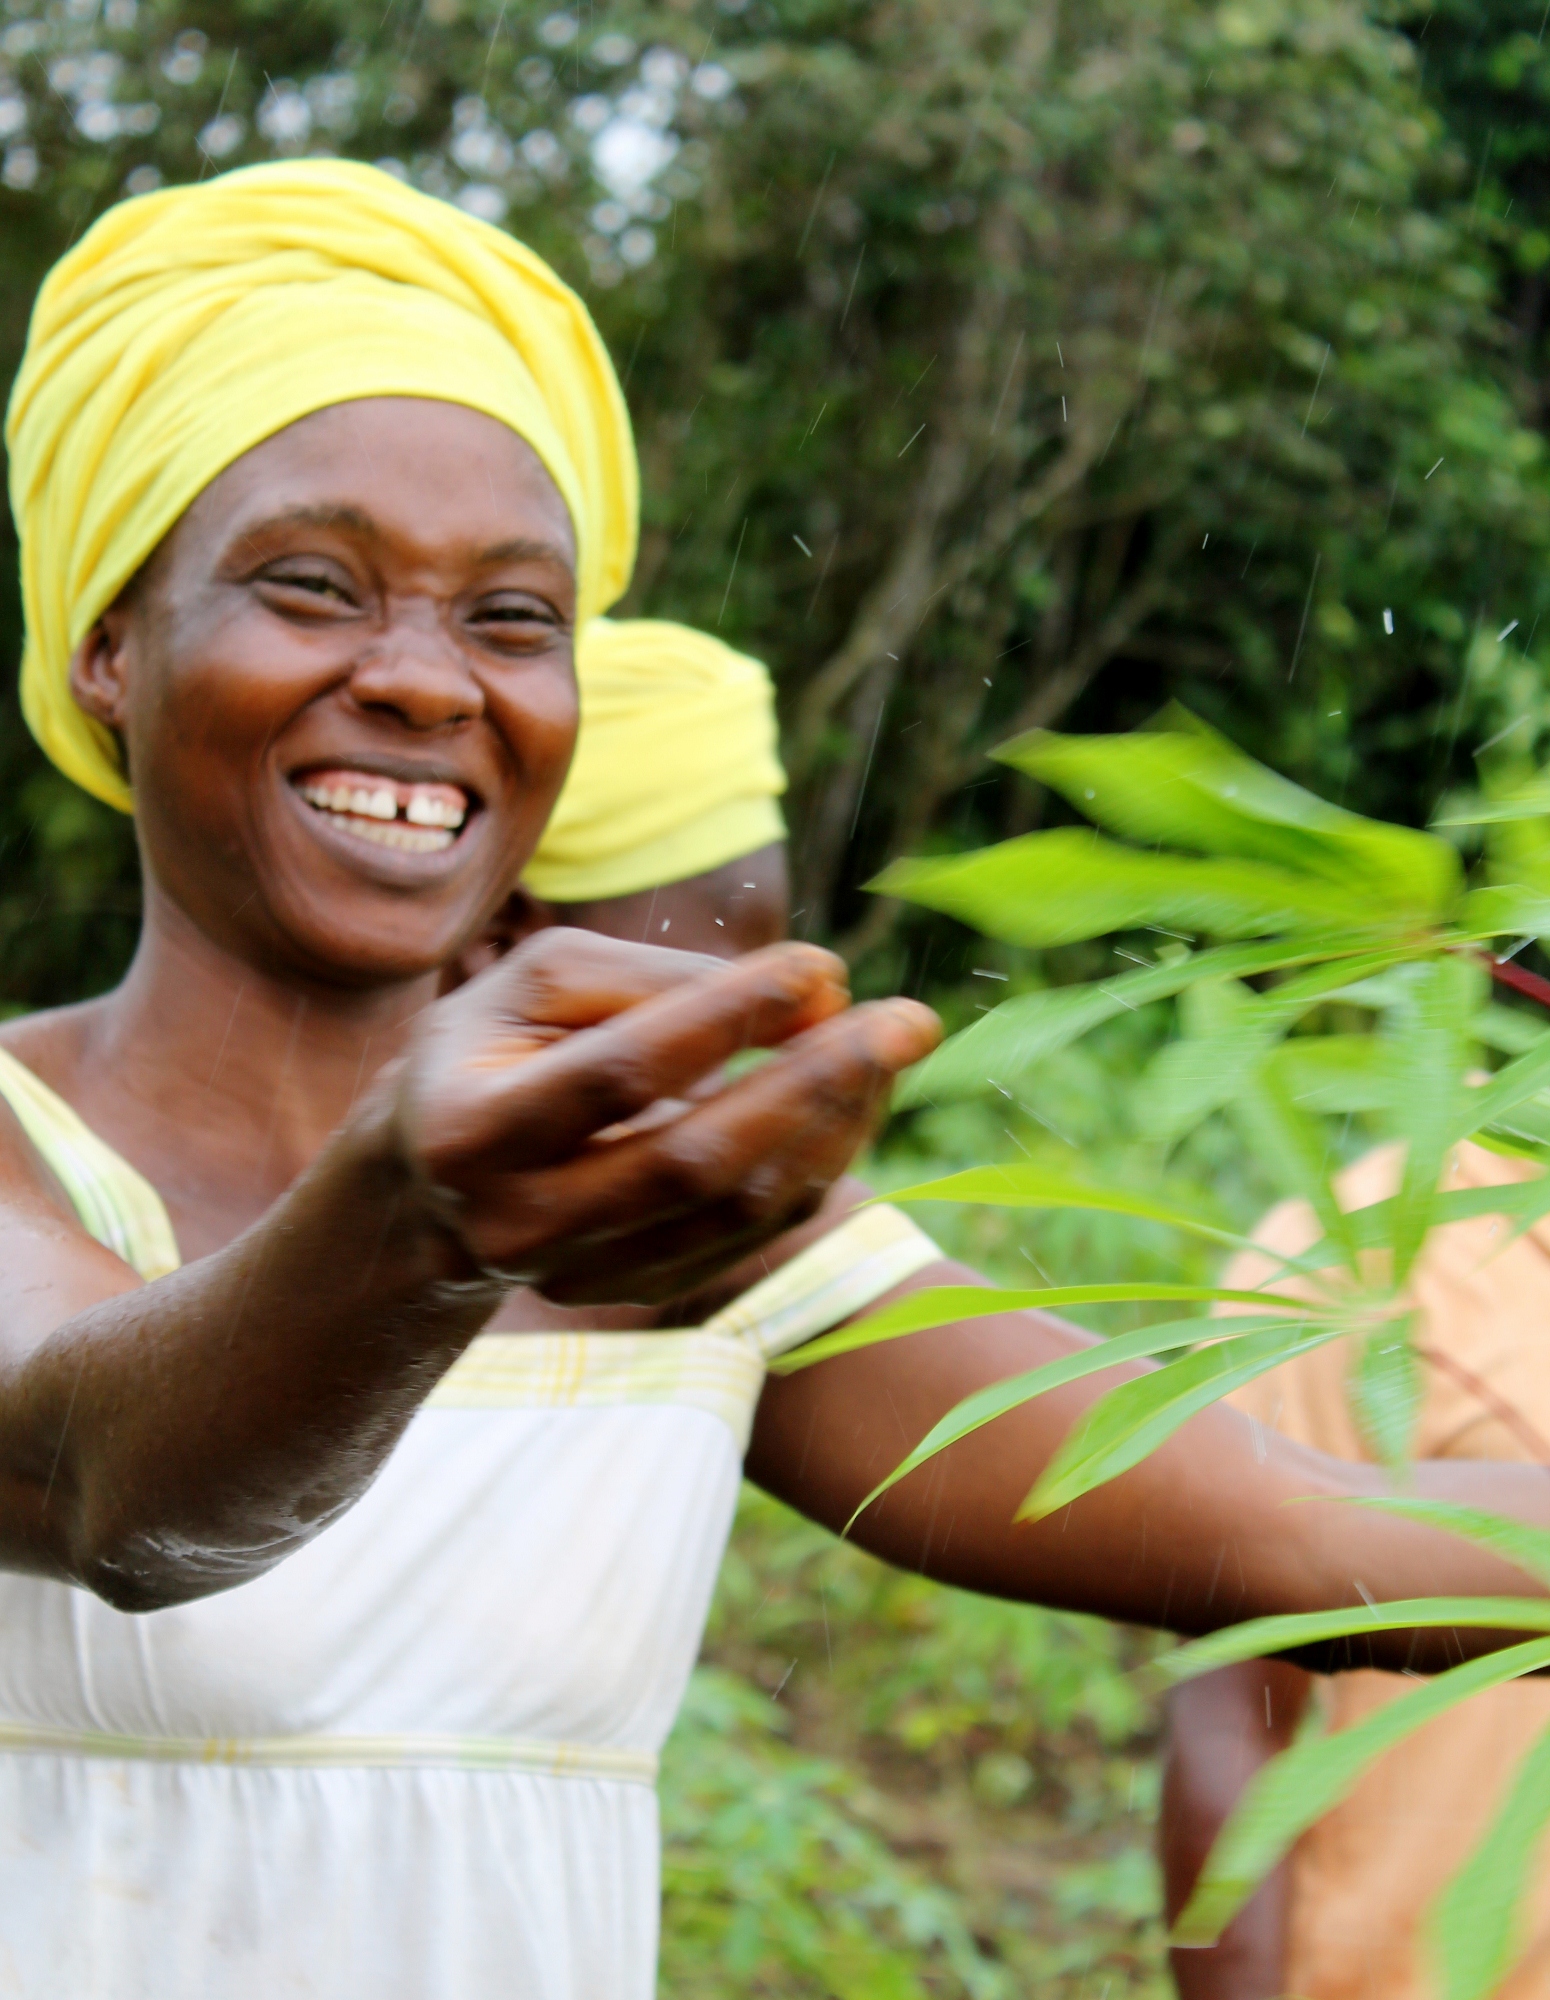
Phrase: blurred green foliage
[
  {"left": 4, "top": 0, "right": 1550, "bottom": 994},
  {"left": 664, "top": 1483, "right": 1170, "bottom": 1997}
]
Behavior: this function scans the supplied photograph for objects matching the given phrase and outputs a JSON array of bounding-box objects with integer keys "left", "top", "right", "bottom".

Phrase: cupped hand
[{"left": 391, "top": 929, "right": 940, "bottom": 1303}]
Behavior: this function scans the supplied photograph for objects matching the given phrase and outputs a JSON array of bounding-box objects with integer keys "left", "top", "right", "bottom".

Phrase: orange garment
[{"left": 1226, "top": 1142, "right": 1550, "bottom": 2000}]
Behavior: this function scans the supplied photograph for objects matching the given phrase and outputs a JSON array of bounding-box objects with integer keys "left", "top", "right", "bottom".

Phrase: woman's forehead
[{"left": 182, "top": 398, "right": 578, "bottom": 572}]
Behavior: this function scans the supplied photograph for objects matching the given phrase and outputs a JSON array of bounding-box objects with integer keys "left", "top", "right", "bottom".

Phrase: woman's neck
[{"left": 9, "top": 885, "right": 442, "bottom": 1253}]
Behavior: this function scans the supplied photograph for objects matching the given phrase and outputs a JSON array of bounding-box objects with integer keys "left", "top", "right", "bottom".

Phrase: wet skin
[{"left": 0, "top": 398, "right": 1546, "bottom": 1662}]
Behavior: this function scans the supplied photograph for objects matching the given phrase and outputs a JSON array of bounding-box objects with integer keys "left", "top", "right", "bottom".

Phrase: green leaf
[
  {"left": 1386, "top": 954, "right": 1480, "bottom": 1281},
  {"left": 1173, "top": 1637, "right": 1550, "bottom": 1947},
  {"left": 892, "top": 936, "right": 1402, "bottom": 1108},
  {"left": 876, "top": 1158, "right": 1544, "bottom": 1284},
  {"left": 1302, "top": 1172, "right": 1550, "bottom": 1269},
  {"left": 1448, "top": 1021, "right": 1550, "bottom": 1150},
  {"left": 839, "top": 1314, "right": 1318, "bottom": 1529},
  {"left": 1474, "top": 1005, "right": 1550, "bottom": 1058},
  {"left": 1135, "top": 978, "right": 1272, "bottom": 1143},
  {"left": 1429, "top": 1719, "right": 1550, "bottom": 2000},
  {"left": 877, "top": 1163, "right": 1254, "bottom": 1251},
  {"left": 1266, "top": 1034, "right": 1401, "bottom": 1116},
  {"left": 996, "top": 719, "right": 1459, "bottom": 918},
  {"left": 1156, "top": 1600, "right": 1550, "bottom": 1683},
  {"left": 1016, "top": 1324, "right": 1346, "bottom": 1523},
  {"left": 1348, "top": 1319, "right": 1421, "bottom": 1468},
  {"left": 872, "top": 829, "right": 1390, "bottom": 950},
  {"left": 1433, "top": 772, "right": 1550, "bottom": 827},
  {"left": 772, "top": 1284, "right": 1315, "bottom": 1375},
  {"left": 1231, "top": 1061, "right": 1359, "bottom": 1270},
  {"left": 1458, "top": 884, "right": 1550, "bottom": 939}
]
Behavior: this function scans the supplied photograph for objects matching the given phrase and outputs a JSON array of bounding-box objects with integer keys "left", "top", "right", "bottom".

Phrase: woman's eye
[
  {"left": 263, "top": 568, "right": 353, "bottom": 603},
  {"left": 473, "top": 598, "right": 557, "bottom": 639}
]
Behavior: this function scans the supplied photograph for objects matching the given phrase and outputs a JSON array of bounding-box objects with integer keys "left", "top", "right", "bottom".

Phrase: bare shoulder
[{"left": 0, "top": 1006, "right": 143, "bottom": 1353}]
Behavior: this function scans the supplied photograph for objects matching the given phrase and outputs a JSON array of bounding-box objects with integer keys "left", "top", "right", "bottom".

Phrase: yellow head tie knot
[
  {"left": 525, "top": 618, "right": 787, "bottom": 903},
  {"left": 7, "top": 159, "right": 639, "bottom": 812}
]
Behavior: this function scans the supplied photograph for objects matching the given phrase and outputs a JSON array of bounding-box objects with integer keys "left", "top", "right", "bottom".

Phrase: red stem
[{"left": 1484, "top": 953, "right": 1550, "bottom": 1014}]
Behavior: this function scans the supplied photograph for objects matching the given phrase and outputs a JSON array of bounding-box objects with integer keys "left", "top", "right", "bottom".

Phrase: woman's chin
[
  {"left": 211, "top": 869, "right": 495, "bottom": 992},
  {"left": 274, "top": 906, "right": 474, "bottom": 989}
]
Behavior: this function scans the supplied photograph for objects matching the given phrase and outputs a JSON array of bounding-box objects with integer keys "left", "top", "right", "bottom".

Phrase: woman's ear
[{"left": 67, "top": 603, "right": 135, "bottom": 735}]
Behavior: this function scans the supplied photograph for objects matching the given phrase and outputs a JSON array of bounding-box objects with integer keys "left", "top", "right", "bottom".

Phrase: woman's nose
[{"left": 347, "top": 617, "right": 485, "bottom": 730}]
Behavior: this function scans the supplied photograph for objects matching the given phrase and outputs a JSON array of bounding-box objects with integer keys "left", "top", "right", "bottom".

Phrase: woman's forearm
[
  {"left": 751, "top": 1268, "right": 1550, "bottom": 1666},
  {"left": 3, "top": 1095, "right": 496, "bottom": 1610}
]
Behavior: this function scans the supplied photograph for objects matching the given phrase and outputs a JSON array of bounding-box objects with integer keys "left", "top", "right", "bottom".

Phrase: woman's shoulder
[{"left": 0, "top": 997, "right": 104, "bottom": 1096}]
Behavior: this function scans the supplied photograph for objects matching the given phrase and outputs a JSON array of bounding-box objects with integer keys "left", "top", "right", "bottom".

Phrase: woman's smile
[{"left": 292, "top": 765, "right": 476, "bottom": 855}]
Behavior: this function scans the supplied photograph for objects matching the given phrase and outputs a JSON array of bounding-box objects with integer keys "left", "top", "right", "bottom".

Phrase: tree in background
[{"left": 0, "top": 0, "right": 1545, "bottom": 1004}]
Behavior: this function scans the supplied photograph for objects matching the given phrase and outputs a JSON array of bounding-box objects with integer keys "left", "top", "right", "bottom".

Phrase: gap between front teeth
[{"left": 299, "top": 781, "right": 466, "bottom": 830}]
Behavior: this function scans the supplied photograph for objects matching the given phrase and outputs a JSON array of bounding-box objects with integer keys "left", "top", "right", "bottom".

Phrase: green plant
[
  {"left": 662, "top": 1483, "right": 1171, "bottom": 1996},
  {"left": 777, "top": 711, "right": 1550, "bottom": 1999}
]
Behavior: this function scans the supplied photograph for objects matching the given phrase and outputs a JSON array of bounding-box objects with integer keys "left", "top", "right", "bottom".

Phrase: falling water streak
[
  {"left": 798, "top": 400, "right": 828, "bottom": 450},
  {"left": 1287, "top": 553, "right": 1321, "bottom": 682},
  {"left": 198, "top": 48, "right": 240, "bottom": 181},
  {"left": 848, "top": 695, "right": 888, "bottom": 843},
  {"left": 805, "top": 535, "right": 837, "bottom": 620},
  {"left": 989, "top": 330, "right": 1025, "bottom": 435},
  {"left": 480, "top": 0, "right": 509, "bottom": 81},
  {"left": 796, "top": 151, "right": 836, "bottom": 255},
  {"left": 205, "top": 982, "right": 249, "bottom": 1090},
  {"left": 1477, "top": 714, "right": 1528, "bottom": 756},
  {"left": 839, "top": 243, "right": 866, "bottom": 329},
  {"left": 717, "top": 518, "right": 748, "bottom": 626},
  {"left": 1300, "top": 343, "right": 1331, "bottom": 436},
  {"left": 40, "top": 1346, "right": 89, "bottom": 1514}
]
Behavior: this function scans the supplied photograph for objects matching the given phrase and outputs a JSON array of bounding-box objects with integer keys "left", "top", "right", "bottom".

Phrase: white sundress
[{"left": 0, "top": 1045, "right": 941, "bottom": 1998}]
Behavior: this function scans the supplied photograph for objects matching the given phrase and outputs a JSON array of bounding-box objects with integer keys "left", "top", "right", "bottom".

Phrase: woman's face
[{"left": 73, "top": 396, "right": 580, "bottom": 987}]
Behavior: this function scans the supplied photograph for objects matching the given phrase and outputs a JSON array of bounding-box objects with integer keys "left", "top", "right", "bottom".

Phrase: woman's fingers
[
  {"left": 415, "top": 934, "right": 851, "bottom": 1173},
  {"left": 455, "top": 999, "right": 941, "bottom": 1288},
  {"left": 472, "top": 927, "right": 731, "bottom": 1029}
]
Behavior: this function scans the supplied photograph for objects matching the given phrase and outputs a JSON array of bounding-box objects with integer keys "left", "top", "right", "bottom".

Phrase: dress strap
[
  {"left": 0, "top": 1046, "right": 181, "bottom": 1281},
  {"left": 701, "top": 1203, "right": 942, "bottom": 1361}
]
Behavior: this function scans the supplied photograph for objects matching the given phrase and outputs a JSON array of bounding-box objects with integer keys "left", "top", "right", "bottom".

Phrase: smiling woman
[
  {"left": 3, "top": 157, "right": 1550, "bottom": 2000},
  {"left": 71, "top": 398, "right": 583, "bottom": 988}
]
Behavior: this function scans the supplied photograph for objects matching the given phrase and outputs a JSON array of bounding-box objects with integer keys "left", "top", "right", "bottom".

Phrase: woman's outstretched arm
[
  {"left": 748, "top": 1256, "right": 1550, "bottom": 1669},
  {"left": 0, "top": 932, "right": 936, "bottom": 1611}
]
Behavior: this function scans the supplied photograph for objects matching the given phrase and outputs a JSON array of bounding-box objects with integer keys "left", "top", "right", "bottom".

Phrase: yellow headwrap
[
  {"left": 7, "top": 158, "right": 638, "bottom": 812},
  {"left": 525, "top": 618, "right": 786, "bottom": 902}
]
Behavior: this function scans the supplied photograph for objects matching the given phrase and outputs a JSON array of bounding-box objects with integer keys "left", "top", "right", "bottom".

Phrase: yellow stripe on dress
[
  {"left": 427, "top": 1204, "right": 942, "bottom": 1447},
  {"left": 0, "top": 1047, "right": 180, "bottom": 1280},
  {"left": 701, "top": 1203, "right": 942, "bottom": 1360},
  {"left": 0, "top": 1717, "right": 656, "bottom": 1783}
]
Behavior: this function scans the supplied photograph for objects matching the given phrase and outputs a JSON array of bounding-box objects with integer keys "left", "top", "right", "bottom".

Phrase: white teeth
[
  {"left": 405, "top": 793, "right": 466, "bottom": 829},
  {"left": 330, "top": 816, "right": 454, "bottom": 853},
  {"left": 346, "top": 787, "right": 398, "bottom": 821},
  {"left": 297, "top": 780, "right": 462, "bottom": 853}
]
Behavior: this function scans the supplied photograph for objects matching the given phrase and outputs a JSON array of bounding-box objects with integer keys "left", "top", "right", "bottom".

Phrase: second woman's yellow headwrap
[
  {"left": 7, "top": 158, "right": 638, "bottom": 812},
  {"left": 527, "top": 618, "right": 786, "bottom": 902}
]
